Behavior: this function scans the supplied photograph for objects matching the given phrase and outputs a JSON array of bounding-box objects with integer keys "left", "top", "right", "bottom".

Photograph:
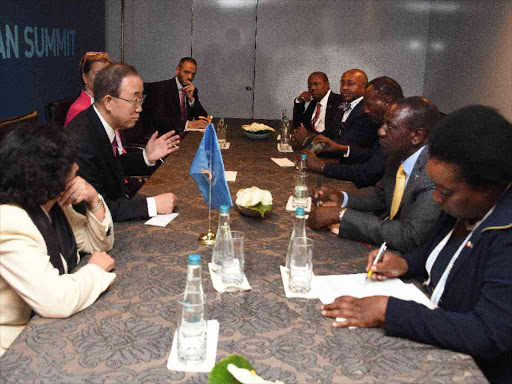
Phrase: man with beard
[{"left": 307, "top": 96, "right": 441, "bottom": 253}]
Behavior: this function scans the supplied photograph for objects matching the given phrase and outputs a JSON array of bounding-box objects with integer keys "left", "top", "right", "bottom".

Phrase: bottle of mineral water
[
  {"left": 285, "top": 208, "right": 306, "bottom": 270},
  {"left": 217, "top": 116, "right": 226, "bottom": 148},
  {"left": 211, "top": 205, "right": 233, "bottom": 272},
  {"left": 294, "top": 154, "right": 308, "bottom": 204},
  {"left": 178, "top": 254, "right": 207, "bottom": 364}
]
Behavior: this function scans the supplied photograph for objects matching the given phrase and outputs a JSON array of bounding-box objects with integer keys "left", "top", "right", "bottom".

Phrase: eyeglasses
[{"left": 111, "top": 94, "right": 146, "bottom": 107}]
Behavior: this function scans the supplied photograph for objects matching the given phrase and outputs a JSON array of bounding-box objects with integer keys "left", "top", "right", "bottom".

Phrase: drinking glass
[
  {"left": 293, "top": 173, "right": 308, "bottom": 208},
  {"left": 221, "top": 231, "right": 245, "bottom": 287},
  {"left": 289, "top": 237, "right": 313, "bottom": 294},
  {"left": 280, "top": 120, "right": 291, "bottom": 150},
  {"left": 177, "top": 293, "right": 207, "bottom": 365}
]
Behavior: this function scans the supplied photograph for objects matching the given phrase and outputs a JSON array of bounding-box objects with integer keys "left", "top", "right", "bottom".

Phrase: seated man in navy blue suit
[{"left": 151, "top": 57, "right": 209, "bottom": 136}]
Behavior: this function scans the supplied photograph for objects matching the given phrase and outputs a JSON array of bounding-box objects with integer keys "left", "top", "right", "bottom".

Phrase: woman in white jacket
[{"left": 0, "top": 124, "right": 116, "bottom": 356}]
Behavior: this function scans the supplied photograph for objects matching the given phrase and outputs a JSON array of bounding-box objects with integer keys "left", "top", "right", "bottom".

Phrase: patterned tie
[
  {"left": 111, "top": 137, "right": 118, "bottom": 157},
  {"left": 111, "top": 130, "right": 126, "bottom": 157},
  {"left": 311, "top": 103, "right": 322, "bottom": 131},
  {"left": 390, "top": 164, "right": 406, "bottom": 220},
  {"left": 179, "top": 88, "right": 186, "bottom": 121}
]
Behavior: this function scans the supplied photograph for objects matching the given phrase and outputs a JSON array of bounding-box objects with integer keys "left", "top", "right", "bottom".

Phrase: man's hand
[
  {"left": 187, "top": 119, "right": 208, "bottom": 130},
  {"left": 88, "top": 251, "right": 115, "bottom": 272},
  {"left": 293, "top": 123, "right": 310, "bottom": 148},
  {"left": 366, "top": 250, "right": 408, "bottom": 281},
  {"left": 312, "top": 184, "right": 344, "bottom": 206},
  {"left": 300, "top": 149, "right": 326, "bottom": 172},
  {"left": 145, "top": 131, "right": 180, "bottom": 163},
  {"left": 307, "top": 206, "right": 342, "bottom": 230},
  {"left": 182, "top": 81, "right": 196, "bottom": 103},
  {"left": 311, "top": 135, "right": 349, "bottom": 154},
  {"left": 154, "top": 193, "right": 177, "bottom": 214},
  {"left": 58, "top": 175, "right": 99, "bottom": 208},
  {"left": 321, "top": 296, "right": 388, "bottom": 328},
  {"left": 297, "top": 91, "right": 312, "bottom": 103}
]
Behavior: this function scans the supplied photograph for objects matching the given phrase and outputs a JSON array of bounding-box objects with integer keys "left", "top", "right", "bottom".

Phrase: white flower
[
  {"left": 236, "top": 186, "right": 272, "bottom": 208},
  {"left": 241, "top": 123, "right": 275, "bottom": 132},
  {"left": 227, "top": 364, "right": 285, "bottom": 384}
]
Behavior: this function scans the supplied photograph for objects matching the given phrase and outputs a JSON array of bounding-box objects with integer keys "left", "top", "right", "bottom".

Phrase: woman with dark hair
[
  {"left": 320, "top": 105, "right": 512, "bottom": 383},
  {"left": 64, "top": 51, "right": 111, "bottom": 126},
  {"left": 0, "top": 124, "right": 115, "bottom": 356}
]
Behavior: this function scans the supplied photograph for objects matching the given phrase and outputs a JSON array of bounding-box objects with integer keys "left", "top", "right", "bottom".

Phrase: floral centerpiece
[{"left": 235, "top": 186, "right": 272, "bottom": 218}]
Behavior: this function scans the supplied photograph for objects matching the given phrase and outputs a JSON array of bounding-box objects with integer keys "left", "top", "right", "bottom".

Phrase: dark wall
[{"left": 0, "top": 0, "right": 105, "bottom": 122}]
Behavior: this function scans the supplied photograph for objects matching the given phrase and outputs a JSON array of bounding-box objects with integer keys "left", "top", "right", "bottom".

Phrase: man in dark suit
[
  {"left": 292, "top": 72, "right": 343, "bottom": 148},
  {"left": 69, "top": 62, "right": 181, "bottom": 222},
  {"left": 308, "top": 96, "right": 442, "bottom": 253},
  {"left": 151, "top": 57, "right": 208, "bottom": 136}
]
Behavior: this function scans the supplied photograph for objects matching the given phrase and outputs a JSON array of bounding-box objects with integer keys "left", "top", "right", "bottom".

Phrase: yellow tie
[{"left": 390, "top": 164, "right": 406, "bottom": 220}]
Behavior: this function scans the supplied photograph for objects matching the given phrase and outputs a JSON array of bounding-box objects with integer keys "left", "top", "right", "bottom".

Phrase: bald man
[{"left": 308, "top": 96, "right": 442, "bottom": 253}]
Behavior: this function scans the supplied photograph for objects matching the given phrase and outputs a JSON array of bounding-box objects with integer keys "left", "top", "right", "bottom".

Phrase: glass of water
[
  {"left": 289, "top": 237, "right": 313, "bottom": 294},
  {"left": 280, "top": 119, "right": 291, "bottom": 150},
  {"left": 217, "top": 123, "right": 227, "bottom": 149},
  {"left": 177, "top": 293, "right": 207, "bottom": 365},
  {"left": 221, "top": 231, "right": 245, "bottom": 288}
]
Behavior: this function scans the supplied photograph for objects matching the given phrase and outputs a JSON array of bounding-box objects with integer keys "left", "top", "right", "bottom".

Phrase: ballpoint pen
[{"left": 366, "top": 242, "right": 387, "bottom": 280}]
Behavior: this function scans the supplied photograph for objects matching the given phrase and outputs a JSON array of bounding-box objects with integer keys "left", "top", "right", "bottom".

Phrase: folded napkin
[
  {"left": 277, "top": 143, "right": 293, "bottom": 153},
  {"left": 220, "top": 142, "right": 230, "bottom": 150},
  {"left": 167, "top": 320, "right": 219, "bottom": 373},
  {"left": 271, "top": 158, "right": 295, "bottom": 167},
  {"left": 225, "top": 171, "right": 237, "bottom": 182},
  {"left": 208, "top": 263, "right": 252, "bottom": 293},
  {"left": 280, "top": 266, "right": 318, "bottom": 299},
  {"left": 145, "top": 213, "right": 179, "bottom": 227},
  {"left": 286, "top": 196, "right": 311, "bottom": 212}
]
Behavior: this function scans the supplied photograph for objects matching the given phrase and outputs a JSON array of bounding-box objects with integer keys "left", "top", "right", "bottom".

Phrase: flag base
[{"left": 199, "top": 228, "right": 216, "bottom": 245}]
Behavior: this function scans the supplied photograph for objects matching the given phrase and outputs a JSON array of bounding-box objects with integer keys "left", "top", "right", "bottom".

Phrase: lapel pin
[{"left": 466, "top": 241, "right": 473, "bottom": 248}]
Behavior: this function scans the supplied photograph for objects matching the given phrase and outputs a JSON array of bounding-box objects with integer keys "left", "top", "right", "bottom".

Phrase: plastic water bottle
[
  {"left": 285, "top": 208, "right": 306, "bottom": 270},
  {"left": 217, "top": 117, "right": 226, "bottom": 148},
  {"left": 178, "top": 254, "right": 207, "bottom": 364},
  {"left": 211, "top": 205, "right": 233, "bottom": 272}
]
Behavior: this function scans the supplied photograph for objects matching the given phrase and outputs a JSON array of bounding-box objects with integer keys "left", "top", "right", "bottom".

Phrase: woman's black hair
[
  {"left": 0, "top": 123, "right": 79, "bottom": 209},
  {"left": 429, "top": 105, "right": 512, "bottom": 187}
]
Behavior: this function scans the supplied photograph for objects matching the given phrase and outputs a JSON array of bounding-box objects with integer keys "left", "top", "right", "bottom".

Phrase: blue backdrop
[{"left": 0, "top": 0, "right": 105, "bottom": 121}]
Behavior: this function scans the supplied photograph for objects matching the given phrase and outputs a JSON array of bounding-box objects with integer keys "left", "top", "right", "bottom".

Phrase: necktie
[
  {"left": 111, "top": 130, "right": 126, "bottom": 157},
  {"left": 342, "top": 102, "right": 351, "bottom": 112},
  {"left": 390, "top": 164, "right": 406, "bottom": 220},
  {"left": 180, "top": 88, "right": 186, "bottom": 121},
  {"left": 311, "top": 103, "right": 322, "bottom": 131},
  {"left": 111, "top": 136, "right": 118, "bottom": 157}
]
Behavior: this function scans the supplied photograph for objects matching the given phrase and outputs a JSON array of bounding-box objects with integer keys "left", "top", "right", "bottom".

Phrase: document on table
[
  {"left": 225, "top": 171, "right": 237, "bottom": 182},
  {"left": 144, "top": 213, "right": 179, "bottom": 227},
  {"left": 271, "top": 158, "right": 295, "bottom": 167},
  {"left": 316, "top": 273, "right": 436, "bottom": 309}
]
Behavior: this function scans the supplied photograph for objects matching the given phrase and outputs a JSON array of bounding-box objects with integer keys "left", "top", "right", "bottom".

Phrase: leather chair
[
  {"left": 47, "top": 96, "right": 77, "bottom": 127},
  {"left": 0, "top": 111, "right": 39, "bottom": 143}
]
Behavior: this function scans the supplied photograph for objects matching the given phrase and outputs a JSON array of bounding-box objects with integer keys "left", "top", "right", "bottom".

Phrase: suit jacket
[
  {"left": 339, "top": 146, "right": 441, "bottom": 253},
  {"left": 0, "top": 203, "right": 115, "bottom": 356},
  {"left": 322, "top": 143, "right": 386, "bottom": 188},
  {"left": 386, "top": 188, "right": 512, "bottom": 384},
  {"left": 150, "top": 77, "right": 208, "bottom": 135},
  {"left": 69, "top": 106, "right": 152, "bottom": 222},
  {"left": 292, "top": 91, "right": 343, "bottom": 134},
  {"left": 324, "top": 100, "right": 380, "bottom": 149}
]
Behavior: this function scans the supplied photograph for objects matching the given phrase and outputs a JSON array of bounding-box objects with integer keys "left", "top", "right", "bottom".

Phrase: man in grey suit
[{"left": 308, "top": 96, "right": 442, "bottom": 253}]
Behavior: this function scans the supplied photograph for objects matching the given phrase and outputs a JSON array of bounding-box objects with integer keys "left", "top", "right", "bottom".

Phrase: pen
[{"left": 366, "top": 242, "right": 387, "bottom": 280}]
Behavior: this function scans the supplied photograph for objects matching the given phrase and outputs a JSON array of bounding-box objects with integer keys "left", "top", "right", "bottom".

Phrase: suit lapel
[{"left": 400, "top": 147, "right": 429, "bottom": 210}]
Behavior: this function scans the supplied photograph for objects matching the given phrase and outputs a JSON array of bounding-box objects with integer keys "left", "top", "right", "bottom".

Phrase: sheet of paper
[
  {"left": 225, "top": 171, "right": 237, "bottom": 182},
  {"left": 316, "top": 273, "right": 436, "bottom": 309},
  {"left": 185, "top": 128, "right": 206, "bottom": 132},
  {"left": 271, "top": 158, "right": 295, "bottom": 167},
  {"left": 144, "top": 213, "right": 179, "bottom": 227}
]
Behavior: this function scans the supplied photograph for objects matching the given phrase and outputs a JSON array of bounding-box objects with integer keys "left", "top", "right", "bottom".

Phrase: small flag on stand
[{"left": 189, "top": 123, "right": 232, "bottom": 210}]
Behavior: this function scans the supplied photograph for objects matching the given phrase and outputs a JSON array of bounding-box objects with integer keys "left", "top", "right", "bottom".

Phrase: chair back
[
  {"left": 47, "top": 96, "right": 77, "bottom": 127},
  {"left": 0, "top": 111, "right": 39, "bottom": 143}
]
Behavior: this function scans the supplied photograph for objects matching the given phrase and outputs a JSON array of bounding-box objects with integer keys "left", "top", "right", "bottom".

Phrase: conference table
[{"left": 0, "top": 119, "right": 487, "bottom": 383}]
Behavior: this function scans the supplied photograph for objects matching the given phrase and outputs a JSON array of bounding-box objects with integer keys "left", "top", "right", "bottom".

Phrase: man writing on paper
[
  {"left": 321, "top": 106, "right": 512, "bottom": 384},
  {"left": 69, "top": 63, "right": 180, "bottom": 222},
  {"left": 151, "top": 57, "right": 209, "bottom": 136},
  {"left": 301, "top": 76, "right": 401, "bottom": 188},
  {"left": 292, "top": 72, "right": 343, "bottom": 148},
  {"left": 307, "top": 96, "right": 441, "bottom": 253}
]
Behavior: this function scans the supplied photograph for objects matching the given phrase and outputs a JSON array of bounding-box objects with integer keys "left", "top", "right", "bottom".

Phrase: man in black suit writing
[
  {"left": 69, "top": 63, "right": 181, "bottom": 222},
  {"left": 151, "top": 57, "right": 208, "bottom": 135}
]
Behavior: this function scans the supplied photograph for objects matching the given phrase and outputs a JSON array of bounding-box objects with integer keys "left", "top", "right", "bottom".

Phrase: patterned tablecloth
[{"left": 0, "top": 119, "right": 487, "bottom": 383}]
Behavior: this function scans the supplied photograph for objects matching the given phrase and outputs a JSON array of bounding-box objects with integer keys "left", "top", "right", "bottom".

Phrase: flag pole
[{"left": 199, "top": 118, "right": 216, "bottom": 245}]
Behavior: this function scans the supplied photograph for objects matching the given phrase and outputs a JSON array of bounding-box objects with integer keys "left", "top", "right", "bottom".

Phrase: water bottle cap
[
  {"left": 220, "top": 116, "right": 224, "bottom": 120},
  {"left": 300, "top": 154, "right": 307, "bottom": 160},
  {"left": 188, "top": 254, "right": 201, "bottom": 265},
  {"left": 296, "top": 208, "right": 305, "bottom": 216},
  {"left": 283, "top": 116, "right": 288, "bottom": 121},
  {"left": 220, "top": 205, "right": 230, "bottom": 213}
]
